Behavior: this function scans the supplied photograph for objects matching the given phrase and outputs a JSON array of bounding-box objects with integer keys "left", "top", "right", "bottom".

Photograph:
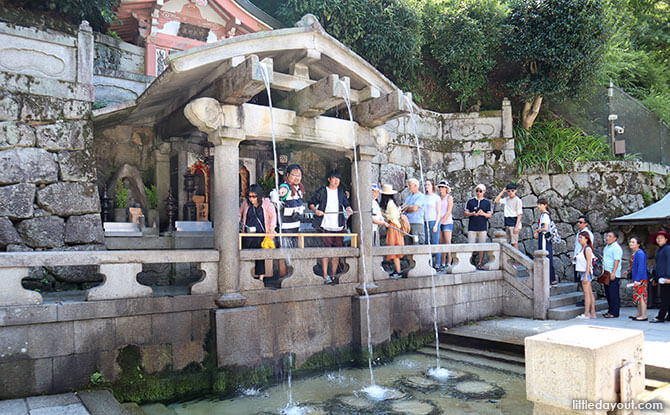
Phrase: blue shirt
[
  {"left": 656, "top": 244, "right": 669, "bottom": 278},
  {"left": 465, "top": 198, "right": 492, "bottom": 232},
  {"left": 631, "top": 249, "right": 648, "bottom": 282},
  {"left": 603, "top": 242, "right": 623, "bottom": 278},
  {"left": 404, "top": 192, "right": 425, "bottom": 224}
]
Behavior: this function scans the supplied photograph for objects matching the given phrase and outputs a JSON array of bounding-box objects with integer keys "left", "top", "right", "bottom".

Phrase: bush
[
  {"left": 115, "top": 181, "right": 128, "bottom": 209},
  {"left": 5, "top": 0, "right": 117, "bottom": 31},
  {"left": 514, "top": 121, "right": 615, "bottom": 173}
]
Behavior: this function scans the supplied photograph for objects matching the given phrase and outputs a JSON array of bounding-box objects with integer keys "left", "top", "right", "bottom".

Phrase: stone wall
[
  {"left": 93, "top": 33, "right": 152, "bottom": 108},
  {"left": 0, "top": 21, "right": 103, "bottom": 253}
]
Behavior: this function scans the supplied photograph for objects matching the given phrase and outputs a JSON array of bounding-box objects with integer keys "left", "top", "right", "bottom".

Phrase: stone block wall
[
  {"left": 0, "top": 21, "right": 103, "bottom": 253},
  {"left": 0, "top": 295, "right": 214, "bottom": 399}
]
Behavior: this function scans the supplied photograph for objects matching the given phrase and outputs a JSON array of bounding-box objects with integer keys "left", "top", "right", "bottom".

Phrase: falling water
[
  {"left": 260, "top": 62, "right": 302, "bottom": 413},
  {"left": 335, "top": 79, "right": 378, "bottom": 393},
  {"left": 402, "top": 95, "right": 446, "bottom": 376}
]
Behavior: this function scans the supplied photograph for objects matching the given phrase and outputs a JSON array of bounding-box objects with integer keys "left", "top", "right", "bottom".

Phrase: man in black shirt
[{"left": 465, "top": 183, "right": 492, "bottom": 269}]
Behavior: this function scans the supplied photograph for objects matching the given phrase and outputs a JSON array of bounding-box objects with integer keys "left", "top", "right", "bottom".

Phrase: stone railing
[
  {"left": 239, "top": 247, "right": 359, "bottom": 290},
  {"left": 0, "top": 250, "right": 219, "bottom": 306},
  {"left": 500, "top": 241, "right": 550, "bottom": 319}
]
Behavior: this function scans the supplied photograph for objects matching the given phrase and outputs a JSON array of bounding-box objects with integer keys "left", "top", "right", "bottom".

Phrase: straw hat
[
  {"left": 650, "top": 230, "right": 669, "bottom": 245},
  {"left": 381, "top": 184, "right": 397, "bottom": 195},
  {"left": 437, "top": 180, "right": 450, "bottom": 189}
]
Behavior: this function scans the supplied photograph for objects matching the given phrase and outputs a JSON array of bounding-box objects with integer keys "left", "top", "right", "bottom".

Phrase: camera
[{"left": 614, "top": 125, "right": 625, "bottom": 135}]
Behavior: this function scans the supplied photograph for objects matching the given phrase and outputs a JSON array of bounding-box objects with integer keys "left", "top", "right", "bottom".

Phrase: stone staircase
[{"left": 547, "top": 283, "right": 609, "bottom": 320}]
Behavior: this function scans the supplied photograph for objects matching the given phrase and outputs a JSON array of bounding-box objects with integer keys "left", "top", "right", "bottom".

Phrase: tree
[
  {"left": 423, "top": 0, "right": 507, "bottom": 111},
  {"left": 277, "top": 0, "right": 422, "bottom": 85},
  {"left": 503, "top": 0, "right": 609, "bottom": 130}
]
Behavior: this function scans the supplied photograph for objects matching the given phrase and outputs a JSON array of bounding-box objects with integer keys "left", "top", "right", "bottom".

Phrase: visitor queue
[{"left": 239, "top": 168, "right": 670, "bottom": 311}]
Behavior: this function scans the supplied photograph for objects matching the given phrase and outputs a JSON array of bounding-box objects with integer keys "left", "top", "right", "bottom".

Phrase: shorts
[
  {"left": 320, "top": 229, "right": 344, "bottom": 248},
  {"left": 505, "top": 226, "right": 520, "bottom": 244},
  {"left": 467, "top": 230, "right": 487, "bottom": 244},
  {"left": 577, "top": 271, "right": 592, "bottom": 282},
  {"left": 277, "top": 235, "right": 298, "bottom": 249},
  {"left": 440, "top": 223, "right": 453, "bottom": 232}
]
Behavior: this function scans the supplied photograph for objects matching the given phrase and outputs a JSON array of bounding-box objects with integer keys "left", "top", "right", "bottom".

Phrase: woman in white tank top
[{"left": 575, "top": 231, "right": 596, "bottom": 319}]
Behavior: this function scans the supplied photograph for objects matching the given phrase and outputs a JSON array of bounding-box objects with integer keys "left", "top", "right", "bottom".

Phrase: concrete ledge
[
  {"left": 0, "top": 294, "right": 216, "bottom": 326},
  {"left": 239, "top": 247, "right": 358, "bottom": 260},
  {"left": 242, "top": 272, "right": 502, "bottom": 306},
  {"left": 0, "top": 250, "right": 219, "bottom": 267}
]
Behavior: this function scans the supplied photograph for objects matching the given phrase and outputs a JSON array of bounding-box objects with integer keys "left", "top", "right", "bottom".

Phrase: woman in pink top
[{"left": 437, "top": 180, "right": 454, "bottom": 271}]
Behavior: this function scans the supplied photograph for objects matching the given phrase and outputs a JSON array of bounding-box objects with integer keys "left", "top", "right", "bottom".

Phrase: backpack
[
  {"left": 547, "top": 217, "right": 562, "bottom": 244},
  {"left": 591, "top": 247, "right": 603, "bottom": 277}
]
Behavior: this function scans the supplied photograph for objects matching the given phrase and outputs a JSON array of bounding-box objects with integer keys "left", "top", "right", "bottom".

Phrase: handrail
[
  {"left": 240, "top": 247, "right": 359, "bottom": 260},
  {"left": 500, "top": 243, "right": 534, "bottom": 269},
  {"left": 0, "top": 250, "right": 219, "bottom": 267},
  {"left": 372, "top": 243, "right": 499, "bottom": 256},
  {"left": 239, "top": 232, "right": 358, "bottom": 249}
]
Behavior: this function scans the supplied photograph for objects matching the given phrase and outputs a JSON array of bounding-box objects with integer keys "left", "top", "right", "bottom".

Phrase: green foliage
[
  {"left": 6, "top": 0, "right": 117, "bottom": 31},
  {"left": 277, "top": 0, "right": 422, "bottom": 84},
  {"left": 145, "top": 185, "right": 158, "bottom": 210},
  {"left": 423, "top": 0, "right": 507, "bottom": 111},
  {"left": 89, "top": 371, "right": 110, "bottom": 387},
  {"left": 502, "top": 0, "right": 608, "bottom": 101},
  {"left": 115, "top": 180, "right": 128, "bottom": 209},
  {"left": 514, "top": 121, "right": 615, "bottom": 173}
]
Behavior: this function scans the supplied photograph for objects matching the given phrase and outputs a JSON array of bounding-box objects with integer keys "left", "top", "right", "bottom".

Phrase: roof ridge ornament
[{"left": 295, "top": 14, "right": 323, "bottom": 31}]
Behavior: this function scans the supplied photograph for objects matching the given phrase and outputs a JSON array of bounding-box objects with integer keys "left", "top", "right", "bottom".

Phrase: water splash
[
  {"left": 240, "top": 387, "right": 261, "bottom": 396},
  {"left": 335, "top": 79, "right": 375, "bottom": 386},
  {"left": 279, "top": 404, "right": 310, "bottom": 415},
  {"left": 427, "top": 367, "right": 451, "bottom": 381},
  {"left": 402, "top": 95, "right": 442, "bottom": 370},
  {"left": 361, "top": 384, "right": 391, "bottom": 401}
]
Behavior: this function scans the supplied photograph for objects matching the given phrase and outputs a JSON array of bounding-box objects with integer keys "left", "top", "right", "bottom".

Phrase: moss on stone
[{"left": 212, "top": 363, "right": 273, "bottom": 396}]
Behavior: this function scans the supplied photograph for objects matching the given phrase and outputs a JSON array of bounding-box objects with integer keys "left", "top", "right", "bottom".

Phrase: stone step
[
  {"left": 550, "top": 282, "right": 579, "bottom": 296},
  {"left": 546, "top": 299, "right": 609, "bottom": 320},
  {"left": 437, "top": 343, "right": 526, "bottom": 366},
  {"left": 549, "top": 291, "right": 588, "bottom": 308}
]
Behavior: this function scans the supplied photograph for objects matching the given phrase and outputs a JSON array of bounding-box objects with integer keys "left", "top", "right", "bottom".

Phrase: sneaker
[
  {"left": 324, "top": 275, "right": 333, "bottom": 285},
  {"left": 389, "top": 272, "right": 403, "bottom": 280}
]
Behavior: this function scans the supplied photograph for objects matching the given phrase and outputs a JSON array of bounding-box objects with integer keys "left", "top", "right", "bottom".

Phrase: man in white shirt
[
  {"left": 494, "top": 183, "right": 523, "bottom": 251},
  {"left": 309, "top": 170, "right": 353, "bottom": 284}
]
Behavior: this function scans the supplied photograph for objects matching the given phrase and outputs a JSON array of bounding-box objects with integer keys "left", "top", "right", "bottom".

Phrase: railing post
[
  {"left": 533, "top": 249, "right": 550, "bottom": 319},
  {"left": 482, "top": 230, "right": 506, "bottom": 270}
]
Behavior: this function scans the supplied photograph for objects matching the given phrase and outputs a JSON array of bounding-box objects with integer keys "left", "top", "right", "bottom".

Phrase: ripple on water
[
  {"left": 279, "top": 404, "right": 325, "bottom": 415},
  {"left": 453, "top": 380, "right": 505, "bottom": 400}
]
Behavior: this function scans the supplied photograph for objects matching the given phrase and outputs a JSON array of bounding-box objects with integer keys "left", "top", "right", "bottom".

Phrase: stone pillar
[
  {"left": 209, "top": 128, "right": 246, "bottom": 307},
  {"left": 525, "top": 326, "right": 644, "bottom": 415},
  {"left": 153, "top": 143, "right": 170, "bottom": 229},
  {"left": 77, "top": 21, "right": 93, "bottom": 87},
  {"left": 352, "top": 294, "right": 391, "bottom": 349},
  {"left": 533, "top": 250, "right": 550, "bottom": 320},
  {"left": 351, "top": 145, "right": 377, "bottom": 293},
  {"left": 502, "top": 98, "right": 513, "bottom": 139}
]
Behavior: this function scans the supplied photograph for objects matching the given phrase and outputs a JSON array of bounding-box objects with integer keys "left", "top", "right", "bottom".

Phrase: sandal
[
  {"left": 603, "top": 313, "right": 617, "bottom": 318},
  {"left": 575, "top": 314, "right": 589, "bottom": 319},
  {"left": 634, "top": 317, "right": 648, "bottom": 321}
]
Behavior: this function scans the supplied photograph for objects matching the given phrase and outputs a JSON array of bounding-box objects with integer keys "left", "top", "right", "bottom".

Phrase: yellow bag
[{"left": 261, "top": 236, "right": 275, "bottom": 249}]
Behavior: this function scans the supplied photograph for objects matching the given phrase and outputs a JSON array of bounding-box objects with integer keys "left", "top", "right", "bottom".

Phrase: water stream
[
  {"left": 259, "top": 62, "right": 299, "bottom": 414},
  {"left": 335, "top": 79, "right": 381, "bottom": 397},
  {"left": 402, "top": 96, "right": 445, "bottom": 377}
]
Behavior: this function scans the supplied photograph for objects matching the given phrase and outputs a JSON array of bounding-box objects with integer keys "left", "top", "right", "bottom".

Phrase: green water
[{"left": 155, "top": 349, "right": 531, "bottom": 415}]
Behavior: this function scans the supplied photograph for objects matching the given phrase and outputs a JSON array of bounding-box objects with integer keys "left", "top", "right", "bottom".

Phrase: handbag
[
  {"left": 261, "top": 236, "right": 275, "bottom": 249},
  {"left": 598, "top": 270, "right": 611, "bottom": 286}
]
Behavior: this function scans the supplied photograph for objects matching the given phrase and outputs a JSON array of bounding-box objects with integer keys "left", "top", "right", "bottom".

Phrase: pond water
[{"left": 154, "top": 348, "right": 531, "bottom": 415}]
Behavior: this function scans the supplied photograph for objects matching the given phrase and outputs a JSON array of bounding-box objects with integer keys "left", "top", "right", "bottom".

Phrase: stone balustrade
[
  {"left": 371, "top": 243, "right": 501, "bottom": 281},
  {"left": 239, "top": 247, "right": 359, "bottom": 290},
  {"left": 0, "top": 250, "right": 219, "bottom": 306}
]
